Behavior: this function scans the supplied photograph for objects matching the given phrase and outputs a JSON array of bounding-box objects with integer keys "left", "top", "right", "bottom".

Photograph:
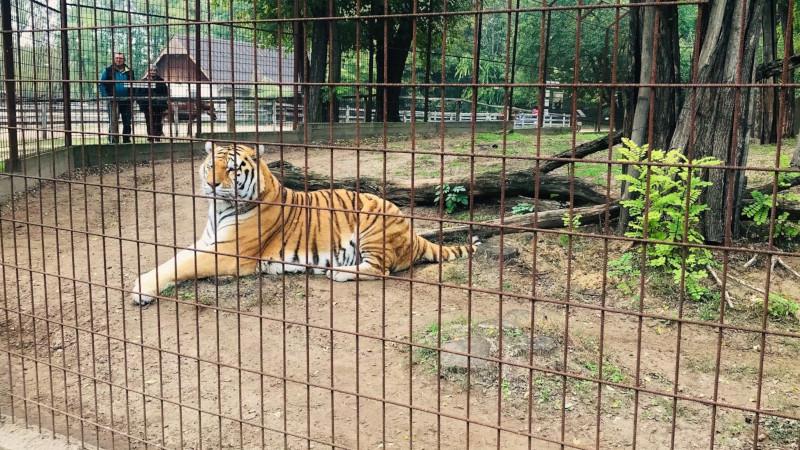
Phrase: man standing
[
  {"left": 136, "top": 65, "right": 169, "bottom": 142},
  {"left": 99, "top": 52, "right": 134, "bottom": 143}
]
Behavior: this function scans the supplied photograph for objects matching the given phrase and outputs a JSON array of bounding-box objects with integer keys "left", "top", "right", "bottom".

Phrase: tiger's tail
[{"left": 414, "top": 235, "right": 480, "bottom": 263}]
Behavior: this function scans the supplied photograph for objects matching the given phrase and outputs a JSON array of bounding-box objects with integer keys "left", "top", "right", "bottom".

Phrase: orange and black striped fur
[{"left": 131, "top": 142, "right": 478, "bottom": 305}]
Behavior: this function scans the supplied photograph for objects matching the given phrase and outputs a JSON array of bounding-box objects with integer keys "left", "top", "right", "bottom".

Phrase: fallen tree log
[
  {"left": 417, "top": 203, "right": 620, "bottom": 240},
  {"left": 267, "top": 161, "right": 612, "bottom": 206},
  {"left": 266, "top": 132, "right": 621, "bottom": 207},
  {"left": 537, "top": 130, "right": 623, "bottom": 174}
]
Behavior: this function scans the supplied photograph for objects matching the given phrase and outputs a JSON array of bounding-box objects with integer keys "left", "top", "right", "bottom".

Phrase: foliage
[
  {"left": 613, "top": 138, "right": 720, "bottom": 301},
  {"left": 511, "top": 202, "right": 535, "bottom": 215},
  {"left": 742, "top": 156, "right": 800, "bottom": 245},
  {"left": 765, "top": 293, "right": 799, "bottom": 320},
  {"left": 435, "top": 184, "right": 468, "bottom": 214},
  {"left": 559, "top": 212, "right": 582, "bottom": 246}
]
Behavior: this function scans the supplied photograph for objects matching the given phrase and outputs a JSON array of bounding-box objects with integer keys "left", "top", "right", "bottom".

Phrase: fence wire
[{"left": 1, "top": 0, "right": 799, "bottom": 449}]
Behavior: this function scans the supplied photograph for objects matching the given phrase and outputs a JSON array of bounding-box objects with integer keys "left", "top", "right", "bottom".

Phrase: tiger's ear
[{"left": 204, "top": 141, "right": 213, "bottom": 155}]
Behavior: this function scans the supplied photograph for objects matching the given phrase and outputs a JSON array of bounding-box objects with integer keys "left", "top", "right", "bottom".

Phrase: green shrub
[
  {"left": 614, "top": 138, "right": 720, "bottom": 301},
  {"left": 435, "top": 184, "right": 469, "bottom": 214}
]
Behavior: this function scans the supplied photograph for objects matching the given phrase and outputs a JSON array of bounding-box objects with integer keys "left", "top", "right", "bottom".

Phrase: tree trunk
[
  {"left": 792, "top": 137, "right": 800, "bottom": 168},
  {"left": 329, "top": 21, "right": 342, "bottom": 123},
  {"left": 372, "top": 4, "right": 413, "bottom": 122},
  {"left": 669, "top": 0, "right": 763, "bottom": 243},
  {"left": 306, "top": 15, "right": 328, "bottom": 124},
  {"left": 366, "top": 41, "right": 374, "bottom": 123},
  {"left": 777, "top": 0, "right": 794, "bottom": 137},
  {"left": 759, "top": 0, "right": 778, "bottom": 144}
]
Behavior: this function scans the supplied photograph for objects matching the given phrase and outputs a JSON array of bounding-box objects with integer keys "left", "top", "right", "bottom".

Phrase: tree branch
[{"left": 755, "top": 53, "right": 800, "bottom": 81}]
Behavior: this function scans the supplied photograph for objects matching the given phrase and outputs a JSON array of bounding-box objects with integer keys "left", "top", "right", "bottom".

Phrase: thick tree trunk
[
  {"left": 619, "top": 2, "right": 680, "bottom": 232},
  {"left": 790, "top": 137, "right": 800, "bottom": 167},
  {"left": 373, "top": 4, "right": 413, "bottom": 122},
  {"left": 777, "top": 0, "right": 794, "bottom": 137},
  {"left": 306, "top": 16, "right": 328, "bottom": 124},
  {"left": 669, "top": 0, "right": 763, "bottom": 243},
  {"left": 759, "top": 0, "right": 778, "bottom": 144},
  {"left": 329, "top": 22, "right": 342, "bottom": 123}
]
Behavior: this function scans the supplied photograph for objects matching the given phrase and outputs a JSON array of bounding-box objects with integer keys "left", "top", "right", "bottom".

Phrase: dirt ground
[{"left": 0, "top": 139, "right": 799, "bottom": 449}]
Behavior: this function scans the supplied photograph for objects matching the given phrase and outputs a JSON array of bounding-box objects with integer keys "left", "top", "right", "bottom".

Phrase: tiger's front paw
[
  {"left": 326, "top": 269, "right": 355, "bottom": 282},
  {"left": 130, "top": 276, "right": 156, "bottom": 306}
]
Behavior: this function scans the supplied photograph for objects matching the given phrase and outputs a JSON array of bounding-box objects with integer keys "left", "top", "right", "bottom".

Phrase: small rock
[
  {"left": 476, "top": 237, "right": 519, "bottom": 262},
  {"left": 504, "top": 309, "right": 532, "bottom": 329},
  {"left": 758, "top": 433, "right": 767, "bottom": 442},
  {"left": 440, "top": 336, "right": 493, "bottom": 372}
]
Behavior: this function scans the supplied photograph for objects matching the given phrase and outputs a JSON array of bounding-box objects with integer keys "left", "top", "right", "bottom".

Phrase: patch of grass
[
  {"left": 443, "top": 265, "right": 468, "bottom": 285},
  {"left": 501, "top": 379, "right": 511, "bottom": 399},
  {"left": 766, "top": 293, "right": 799, "bottom": 321},
  {"left": 574, "top": 162, "right": 622, "bottom": 185},
  {"left": 644, "top": 397, "right": 699, "bottom": 422},
  {"left": 683, "top": 356, "right": 716, "bottom": 374},
  {"left": 532, "top": 375, "right": 559, "bottom": 405},
  {"left": 582, "top": 359, "right": 625, "bottom": 383},
  {"left": 475, "top": 131, "right": 528, "bottom": 145},
  {"left": 412, "top": 317, "right": 470, "bottom": 370},
  {"left": 696, "top": 293, "right": 721, "bottom": 321},
  {"left": 762, "top": 416, "right": 800, "bottom": 444}
]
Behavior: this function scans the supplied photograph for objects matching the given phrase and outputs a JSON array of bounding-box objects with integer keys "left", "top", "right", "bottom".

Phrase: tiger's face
[{"left": 201, "top": 142, "right": 262, "bottom": 201}]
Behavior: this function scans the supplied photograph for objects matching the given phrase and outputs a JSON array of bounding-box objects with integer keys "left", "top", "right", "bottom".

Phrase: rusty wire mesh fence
[{"left": 1, "top": 0, "right": 800, "bottom": 449}]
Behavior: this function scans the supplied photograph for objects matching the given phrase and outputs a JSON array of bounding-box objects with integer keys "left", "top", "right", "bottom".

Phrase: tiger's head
[{"left": 201, "top": 141, "right": 267, "bottom": 201}]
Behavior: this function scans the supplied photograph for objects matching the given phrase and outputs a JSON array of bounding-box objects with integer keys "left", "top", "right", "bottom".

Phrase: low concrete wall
[
  {"left": 71, "top": 141, "right": 203, "bottom": 168},
  {"left": 0, "top": 148, "right": 73, "bottom": 205}
]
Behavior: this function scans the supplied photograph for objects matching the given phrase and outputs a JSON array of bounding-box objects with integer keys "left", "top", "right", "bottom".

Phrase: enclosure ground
[{"left": 0, "top": 137, "right": 799, "bottom": 449}]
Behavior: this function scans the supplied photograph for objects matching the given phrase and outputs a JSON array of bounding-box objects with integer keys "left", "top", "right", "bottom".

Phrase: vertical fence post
[
  {"left": 1, "top": 0, "right": 19, "bottom": 171},
  {"left": 60, "top": 0, "right": 72, "bottom": 147},
  {"left": 226, "top": 97, "right": 236, "bottom": 132},
  {"left": 193, "top": 0, "right": 202, "bottom": 137}
]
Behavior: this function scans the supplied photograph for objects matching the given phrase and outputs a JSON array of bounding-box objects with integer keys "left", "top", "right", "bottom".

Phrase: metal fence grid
[{"left": 1, "top": 0, "right": 800, "bottom": 449}]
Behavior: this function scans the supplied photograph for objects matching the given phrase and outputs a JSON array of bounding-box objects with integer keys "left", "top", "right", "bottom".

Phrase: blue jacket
[{"left": 99, "top": 64, "right": 134, "bottom": 98}]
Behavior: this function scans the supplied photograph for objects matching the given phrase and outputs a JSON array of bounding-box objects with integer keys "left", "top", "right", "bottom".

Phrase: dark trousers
[
  {"left": 107, "top": 100, "right": 132, "bottom": 143},
  {"left": 141, "top": 107, "right": 166, "bottom": 141}
]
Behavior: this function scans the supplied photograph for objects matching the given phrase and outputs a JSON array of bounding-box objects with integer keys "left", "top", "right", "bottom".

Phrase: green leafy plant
[
  {"left": 559, "top": 212, "right": 582, "bottom": 246},
  {"left": 765, "top": 293, "right": 799, "bottom": 320},
  {"left": 512, "top": 202, "right": 535, "bottom": 215},
  {"left": 614, "top": 138, "right": 721, "bottom": 301},
  {"left": 608, "top": 252, "right": 641, "bottom": 296},
  {"left": 435, "top": 184, "right": 469, "bottom": 214},
  {"left": 742, "top": 157, "right": 800, "bottom": 244}
]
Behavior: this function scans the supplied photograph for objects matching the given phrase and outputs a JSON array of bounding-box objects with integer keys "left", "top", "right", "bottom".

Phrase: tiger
[{"left": 130, "top": 141, "right": 479, "bottom": 305}]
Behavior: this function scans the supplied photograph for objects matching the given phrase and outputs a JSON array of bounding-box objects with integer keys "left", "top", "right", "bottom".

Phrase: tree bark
[
  {"left": 759, "top": 0, "right": 778, "bottom": 144},
  {"left": 329, "top": 20, "right": 342, "bottom": 123},
  {"left": 669, "top": 0, "right": 764, "bottom": 243},
  {"left": 306, "top": 10, "right": 328, "bottom": 124},
  {"left": 777, "top": 0, "right": 794, "bottom": 137},
  {"left": 793, "top": 137, "right": 800, "bottom": 168},
  {"left": 371, "top": 1, "right": 414, "bottom": 122}
]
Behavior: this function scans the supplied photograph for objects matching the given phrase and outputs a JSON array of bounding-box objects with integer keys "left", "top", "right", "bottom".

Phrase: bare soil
[{"left": 0, "top": 142, "right": 799, "bottom": 449}]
